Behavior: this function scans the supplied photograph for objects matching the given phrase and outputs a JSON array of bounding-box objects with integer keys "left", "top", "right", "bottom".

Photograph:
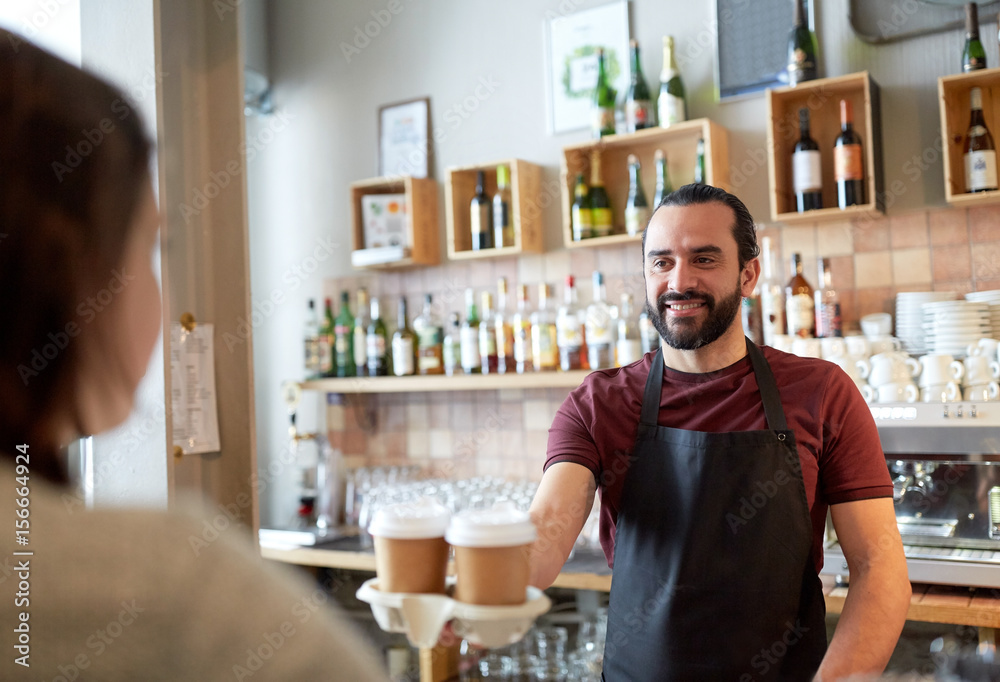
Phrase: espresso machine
[{"left": 822, "top": 402, "right": 1000, "bottom": 588}]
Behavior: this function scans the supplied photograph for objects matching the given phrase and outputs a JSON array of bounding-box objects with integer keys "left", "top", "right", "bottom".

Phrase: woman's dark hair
[
  {"left": 643, "top": 183, "right": 760, "bottom": 268},
  {"left": 0, "top": 30, "right": 152, "bottom": 483}
]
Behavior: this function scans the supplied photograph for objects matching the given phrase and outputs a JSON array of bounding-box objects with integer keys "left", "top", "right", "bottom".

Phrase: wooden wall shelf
[
  {"left": 349, "top": 176, "right": 440, "bottom": 270},
  {"left": 766, "top": 71, "right": 884, "bottom": 225},
  {"left": 301, "top": 369, "right": 591, "bottom": 394},
  {"left": 939, "top": 67, "right": 1000, "bottom": 206},
  {"left": 445, "top": 159, "right": 543, "bottom": 260},
  {"left": 559, "top": 119, "right": 730, "bottom": 249}
]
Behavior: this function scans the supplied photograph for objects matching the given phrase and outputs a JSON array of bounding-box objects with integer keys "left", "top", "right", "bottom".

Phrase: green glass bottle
[
  {"left": 319, "top": 297, "right": 335, "bottom": 378},
  {"left": 592, "top": 47, "right": 616, "bottom": 138},
  {"left": 624, "top": 154, "right": 649, "bottom": 237},
  {"left": 493, "top": 164, "right": 514, "bottom": 248},
  {"left": 657, "top": 36, "right": 686, "bottom": 128},
  {"left": 786, "top": 0, "right": 818, "bottom": 86},
  {"left": 694, "top": 138, "right": 706, "bottom": 185},
  {"left": 571, "top": 173, "right": 593, "bottom": 241},
  {"left": 333, "top": 290, "right": 355, "bottom": 377},
  {"left": 963, "top": 2, "right": 987, "bottom": 73},
  {"left": 366, "top": 296, "right": 389, "bottom": 377},
  {"left": 625, "top": 39, "right": 653, "bottom": 132},
  {"left": 653, "top": 149, "right": 672, "bottom": 207},
  {"left": 589, "top": 151, "right": 613, "bottom": 237}
]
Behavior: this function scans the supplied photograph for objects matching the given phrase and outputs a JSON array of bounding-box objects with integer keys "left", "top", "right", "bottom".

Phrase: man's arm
[
  {"left": 527, "top": 461, "right": 597, "bottom": 589},
  {"left": 816, "top": 497, "right": 910, "bottom": 681}
]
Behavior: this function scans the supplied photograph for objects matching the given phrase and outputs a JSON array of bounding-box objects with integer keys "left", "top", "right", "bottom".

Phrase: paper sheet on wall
[{"left": 170, "top": 322, "right": 220, "bottom": 455}]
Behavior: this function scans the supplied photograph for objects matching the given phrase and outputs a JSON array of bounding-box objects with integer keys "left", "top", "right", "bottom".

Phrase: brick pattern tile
[
  {"left": 929, "top": 208, "right": 969, "bottom": 246},
  {"left": 932, "top": 244, "right": 973, "bottom": 282},
  {"left": 969, "top": 205, "right": 1000, "bottom": 243},
  {"left": 889, "top": 212, "right": 929, "bottom": 249},
  {"left": 852, "top": 216, "right": 890, "bottom": 252}
]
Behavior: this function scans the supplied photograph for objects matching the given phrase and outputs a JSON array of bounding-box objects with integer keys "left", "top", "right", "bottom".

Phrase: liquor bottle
[
  {"left": 443, "top": 312, "right": 462, "bottom": 377},
  {"left": 366, "top": 296, "right": 389, "bottom": 376},
  {"left": 571, "top": 174, "right": 593, "bottom": 241},
  {"left": 965, "top": 86, "right": 998, "bottom": 193},
  {"left": 694, "top": 138, "right": 706, "bottom": 185},
  {"left": 625, "top": 39, "right": 654, "bottom": 132},
  {"left": 589, "top": 151, "right": 613, "bottom": 238},
  {"left": 512, "top": 283, "right": 533, "bottom": 374},
  {"left": 413, "top": 294, "right": 444, "bottom": 375},
  {"left": 759, "top": 236, "right": 786, "bottom": 347},
  {"left": 639, "top": 307, "right": 660, "bottom": 353},
  {"left": 652, "top": 149, "right": 672, "bottom": 207},
  {"left": 479, "top": 291, "right": 499, "bottom": 374},
  {"left": 304, "top": 299, "right": 321, "bottom": 379},
  {"left": 814, "top": 258, "right": 842, "bottom": 338},
  {"left": 592, "top": 47, "right": 616, "bottom": 138},
  {"left": 470, "top": 170, "right": 493, "bottom": 251},
  {"left": 493, "top": 164, "right": 514, "bottom": 248},
  {"left": 319, "top": 298, "right": 335, "bottom": 377},
  {"left": 834, "top": 99, "right": 865, "bottom": 208},
  {"left": 625, "top": 154, "right": 650, "bottom": 237},
  {"left": 657, "top": 36, "right": 686, "bottom": 128},
  {"left": 793, "top": 107, "right": 823, "bottom": 212},
  {"left": 785, "top": 253, "right": 815, "bottom": 339},
  {"left": 531, "top": 283, "right": 558, "bottom": 372},
  {"left": 586, "top": 271, "right": 616, "bottom": 369},
  {"left": 495, "top": 278, "right": 516, "bottom": 374},
  {"left": 556, "top": 275, "right": 585, "bottom": 372},
  {"left": 616, "top": 293, "right": 643, "bottom": 367},
  {"left": 963, "top": 2, "right": 987, "bottom": 73},
  {"left": 460, "top": 288, "right": 481, "bottom": 374},
  {"left": 334, "top": 290, "right": 355, "bottom": 377},
  {"left": 353, "top": 288, "right": 370, "bottom": 377},
  {"left": 391, "top": 296, "right": 416, "bottom": 377},
  {"left": 787, "top": 0, "right": 818, "bottom": 86},
  {"left": 741, "top": 279, "right": 764, "bottom": 346}
]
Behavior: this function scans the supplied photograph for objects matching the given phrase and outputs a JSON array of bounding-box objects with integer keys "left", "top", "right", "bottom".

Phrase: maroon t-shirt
[{"left": 545, "top": 346, "right": 893, "bottom": 573}]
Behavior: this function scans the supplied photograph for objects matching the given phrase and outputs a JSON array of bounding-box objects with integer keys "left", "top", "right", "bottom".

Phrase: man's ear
[{"left": 741, "top": 258, "right": 762, "bottom": 297}]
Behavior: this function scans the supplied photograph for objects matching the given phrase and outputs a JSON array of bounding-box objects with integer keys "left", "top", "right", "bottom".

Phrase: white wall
[
  {"left": 252, "top": 0, "right": 987, "bottom": 526},
  {"left": 0, "top": 0, "right": 81, "bottom": 64}
]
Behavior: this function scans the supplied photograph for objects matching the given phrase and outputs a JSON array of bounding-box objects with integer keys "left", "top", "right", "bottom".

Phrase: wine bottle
[
  {"left": 470, "top": 170, "right": 493, "bottom": 250},
  {"left": 834, "top": 99, "right": 865, "bottom": 208},
  {"left": 443, "top": 312, "right": 462, "bottom": 377},
  {"left": 495, "top": 278, "right": 516, "bottom": 375},
  {"left": 366, "top": 296, "right": 389, "bottom": 376},
  {"left": 639, "top": 308, "right": 660, "bottom": 353},
  {"left": 785, "top": 253, "right": 815, "bottom": 339},
  {"left": 493, "top": 164, "right": 514, "bottom": 248},
  {"left": 965, "top": 86, "right": 998, "bottom": 193},
  {"left": 460, "top": 288, "right": 481, "bottom": 374},
  {"left": 531, "top": 283, "right": 558, "bottom": 372},
  {"left": 478, "top": 291, "right": 499, "bottom": 374},
  {"left": 787, "top": 0, "right": 818, "bottom": 86},
  {"left": 589, "top": 151, "right": 613, "bottom": 237},
  {"left": 814, "top": 258, "right": 842, "bottom": 338},
  {"left": 334, "top": 290, "right": 355, "bottom": 377},
  {"left": 793, "top": 107, "right": 823, "bottom": 212},
  {"left": 556, "top": 275, "right": 585, "bottom": 372},
  {"left": 586, "top": 271, "right": 616, "bottom": 370},
  {"left": 657, "top": 36, "right": 686, "bottom": 128},
  {"left": 319, "top": 298, "right": 335, "bottom": 377},
  {"left": 963, "top": 2, "right": 987, "bottom": 73},
  {"left": 694, "top": 138, "right": 706, "bottom": 185},
  {"left": 353, "top": 288, "right": 370, "bottom": 377},
  {"left": 652, "top": 149, "right": 672, "bottom": 207},
  {"left": 616, "top": 293, "right": 643, "bottom": 367},
  {"left": 391, "top": 296, "right": 416, "bottom": 377},
  {"left": 304, "top": 298, "right": 321, "bottom": 379},
  {"left": 413, "top": 294, "right": 444, "bottom": 375},
  {"left": 592, "top": 47, "right": 616, "bottom": 138},
  {"left": 571, "top": 173, "right": 593, "bottom": 241},
  {"left": 512, "top": 284, "right": 533, "bottom": 374},
  {"left": 759, "top": 237, "right": 786, "bottom": 347},
  {"left": 625, "top": 154, "right": 650, "bottom": 236},
  {"left": 625, "top": 39, "right": 654, "bottom": 132}
]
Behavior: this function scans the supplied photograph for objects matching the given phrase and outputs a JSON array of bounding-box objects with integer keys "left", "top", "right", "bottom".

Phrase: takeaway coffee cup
[
  {"left": 368, "top": 497, "right": 451, "bottom": 594},
  {"left": 446, "top": 501, "right": 537, "bottom": 606}
]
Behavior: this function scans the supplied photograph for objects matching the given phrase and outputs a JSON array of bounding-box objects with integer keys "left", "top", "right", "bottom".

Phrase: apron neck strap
[{"left": 640, "top": 338, "right": 789, "bottom": 431}]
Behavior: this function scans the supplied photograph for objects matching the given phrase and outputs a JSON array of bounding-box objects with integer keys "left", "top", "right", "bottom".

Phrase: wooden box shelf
[
  {"left": 939, "top": 67, "right": 1000, "bottom": 207},
  {"left": 349, "top": 176, "right": 440, "bottom": 270},
  {"left": 445, "top": 159, "right": 543, "bottom": 260},
  {"left": 766, "top": 71, "right": 884, "bottom": 225},
  {"left": 559, "top": 119, "right": 730, "bottom": 249}
]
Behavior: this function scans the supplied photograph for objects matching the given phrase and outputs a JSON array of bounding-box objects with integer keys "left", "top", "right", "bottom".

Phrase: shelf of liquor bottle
[
  {"left": 766, "top": 71, "right": 884, "bottom": 225},
  {"left": 349, "top": 176, "right": 440, "bottom": 270},
  {"left": 560, "top": 119, "right": 730, "bottom": 249},
  {"left": 565, "top": 232, "right": 643, "bottom": 250},
  {"left": 939, "top": 67, "right": 1000, "bottom": 206},
  {"left": 444, "top": 159, "right": 543, "bottom": 260},
  {"left": 300, "top": 369, "right": 592, "bottom": 394}
]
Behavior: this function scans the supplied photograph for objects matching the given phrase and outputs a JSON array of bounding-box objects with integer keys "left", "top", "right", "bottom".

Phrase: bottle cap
[
  {"left": 445, "top": 501, "right": 537, "bottom": 548},
  {"left": 368, "top": 497, "right": 451, "bottom": 539}
]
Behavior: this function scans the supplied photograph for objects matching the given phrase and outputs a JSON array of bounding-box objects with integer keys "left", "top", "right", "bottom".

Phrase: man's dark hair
[{"left": 642, "top": 183, "right": 759, "bottom": 268}]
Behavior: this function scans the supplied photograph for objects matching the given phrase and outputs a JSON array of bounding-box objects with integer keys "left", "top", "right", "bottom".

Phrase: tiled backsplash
[{"left": 325, "top": 204, "right": 1000, "bottom": 478}]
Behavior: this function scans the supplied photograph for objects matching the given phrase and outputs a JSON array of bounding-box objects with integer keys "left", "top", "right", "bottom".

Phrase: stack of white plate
[
  {"left": 922, "top": 300, "right": 992, "bottom": 356},
  {"left": 965, "top": 290, "right": 1000, "bottom": 339},
  {"left": 895, "top": 291, "right": 957, "bottom": 355}
]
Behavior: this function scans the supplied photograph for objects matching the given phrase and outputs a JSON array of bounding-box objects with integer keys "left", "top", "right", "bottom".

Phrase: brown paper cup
[
  {"left": 373, "top": 535, "right": 449, "bottom": 594},
  {"left": 453, "top": 544, "right": 531, "bottom": 606}
]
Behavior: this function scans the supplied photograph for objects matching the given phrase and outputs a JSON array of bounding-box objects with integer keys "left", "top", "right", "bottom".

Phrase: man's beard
[{"left": 645, "top": 278, "right": 743, "bottom": 351}]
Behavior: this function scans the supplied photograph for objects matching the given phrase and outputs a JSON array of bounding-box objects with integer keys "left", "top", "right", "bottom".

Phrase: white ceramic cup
[
  {"left": 845, "top": 335, "right": 871, "bottom": 358},
  {"left": 829, "top": 354, "right": 870, "bottom": 383},
  {"left": 920, "top": 382, "right": 961, "bottom": 403},
  {"left": 861, "top": 313, "right": 893, "bottom": 338},
  {"left": 965, "top": 381, "right": 1000, "bottom": 402},
  {"left": 792, "top": 337, "right": 823, "bottom": 358},
  {"left": 967, "top": 337, "right": 1000, "bottom": 360},
  {"left": 861, "top": 384, "right": 876, "bottom": 404},
  {"left": 917, "top": 354, "right": 965, "bottom": 387},
  {"left": 877, "top": 381, "right": 919, "bottom": 404},
  {"left": 868, "top": 335, "right": 903, "bottom": 356},
  {"left": 868, "top": 352, "right": 920, "bottom": 387},
  {"left": 820, "top": 337, "right": 848, "bottom": 359},
  {"left": 962, "top": 355, "right": 1000, "bottom": 385}
]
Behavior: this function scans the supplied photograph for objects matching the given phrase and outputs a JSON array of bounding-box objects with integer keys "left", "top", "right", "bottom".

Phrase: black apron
[{"left": 602, "top": 340, "right": 827, "bottom": 681}]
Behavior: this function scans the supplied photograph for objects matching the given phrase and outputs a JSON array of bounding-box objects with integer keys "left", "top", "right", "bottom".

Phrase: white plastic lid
[
  {"left": 368, "top": 497, "right": 451, "bottom": 539},
  {"left": 445, "top": 501, "right": 537, "bottom": 548}
]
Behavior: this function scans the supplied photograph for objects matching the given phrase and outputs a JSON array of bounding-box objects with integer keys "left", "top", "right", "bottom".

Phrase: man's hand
[
  {"left": 527, "top": 462, "right": 597, "bottom": 589},
  {"left": 817, "top": 497, "right": 910, "bottom": 681}
]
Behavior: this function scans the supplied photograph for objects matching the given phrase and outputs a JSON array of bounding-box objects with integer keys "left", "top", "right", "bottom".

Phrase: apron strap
[{"left": 640, "top": 347, "right": 664, "bottom": 427}]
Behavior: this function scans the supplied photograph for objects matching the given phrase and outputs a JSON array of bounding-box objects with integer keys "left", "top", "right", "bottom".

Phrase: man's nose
[{"left": 669, "top": 260, "right": 699, "bottom": 293}]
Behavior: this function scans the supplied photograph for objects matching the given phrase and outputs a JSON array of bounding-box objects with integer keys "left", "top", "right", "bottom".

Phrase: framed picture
[
  {"left": 378, "top": 96, "right": 432, "bottom": 178},
  {"left": 544, "top": 0, "right": 631, "bottom": 135}
]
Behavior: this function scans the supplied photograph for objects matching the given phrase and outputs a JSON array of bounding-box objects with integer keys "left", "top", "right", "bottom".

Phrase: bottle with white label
[
  {"left": 616, "top": 293, "right": 643, "bottom": 366},
  {"left": 657, "top": 36, "right": 686, "bottom": 128},
  {"left": 793, "top": 107, "right": 822, "bottom": 212},
  {"left": 759, "top": 236, "right": 786, "bottom": 346},
  {"left": 556, "top": 275, "right": 585, "bottom": 371},
  {"left": 586, "top": 271, "right": 616, "bottom": 369},
  {"left": 460, "top": 288, "right": 481, "bottom": 374},
  {"left": 965, "top": 86, "right": 998, "bottom": 193},
  {"left": 639, "top": 307, "right": 660, "bottom": 353},
  {"left": 391, "top": 296, "right": 416, "bottom": 377},
  {"left": 785, "top": 253, "right": 815, "bottom": 338}
]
